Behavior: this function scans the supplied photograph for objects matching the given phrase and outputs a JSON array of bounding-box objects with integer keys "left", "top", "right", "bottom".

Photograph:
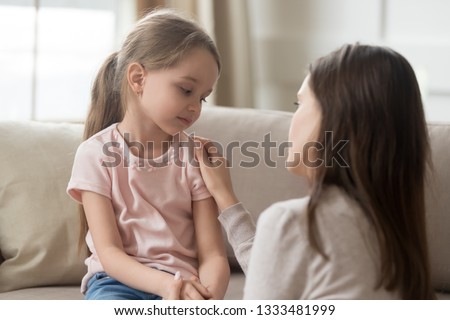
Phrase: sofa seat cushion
[{"left": 0, "top": 286, "right": 83, "bottom": 300}]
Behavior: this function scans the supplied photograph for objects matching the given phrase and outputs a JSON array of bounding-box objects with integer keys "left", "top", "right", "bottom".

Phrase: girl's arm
[
  {"left": 82, "top": 191, "right": 210, "bottom": 300},
  {"left": 193, "top": 196, "right": 230, "bottom": 299}
]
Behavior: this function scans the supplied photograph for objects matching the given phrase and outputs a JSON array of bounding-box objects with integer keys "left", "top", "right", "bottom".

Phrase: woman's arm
[
  {"left": 82, "top": 191, "right": 210, "bottom": 300},
  {"left": 244, "top": 205, "right": 309, "bottom": 299},
  {"left": 218, "top": 203, "right": 255, "bottom": 275},
  {"left": 193, "top": 196, "right": 230, "bottom": 299}
]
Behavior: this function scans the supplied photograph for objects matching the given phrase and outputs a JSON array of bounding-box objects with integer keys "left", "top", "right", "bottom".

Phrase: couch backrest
[
  {"left": 0, "top": 121, "right": 85, "bottom": 293},
  {"left": 425, "top": 123, "right": 450, "bottom": 292}
]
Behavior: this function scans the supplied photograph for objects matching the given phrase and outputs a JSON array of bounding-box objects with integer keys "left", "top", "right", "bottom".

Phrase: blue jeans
[{"left": 85, "top": 272, "right": 162, "bottom": 300}]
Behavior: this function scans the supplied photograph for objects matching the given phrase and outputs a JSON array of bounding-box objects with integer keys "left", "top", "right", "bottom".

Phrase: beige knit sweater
[{"left": 218, "top": 186, "right": 400, "bottom": 299}]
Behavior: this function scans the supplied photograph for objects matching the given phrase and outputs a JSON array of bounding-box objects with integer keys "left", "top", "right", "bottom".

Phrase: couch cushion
[
  {"left": 0, "top": 121, "right": 85, "bottom": 292},
  {"left": 426, "top": 123, "right": 450, "bottom": 292},
  {"left": 0, "top": 286, "right": 83, "bottom": 300}
]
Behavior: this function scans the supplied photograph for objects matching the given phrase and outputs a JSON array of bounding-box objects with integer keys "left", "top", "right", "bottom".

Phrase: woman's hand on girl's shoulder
[{"left": 193, "top": 136, "right": 239, "bottom": 211}]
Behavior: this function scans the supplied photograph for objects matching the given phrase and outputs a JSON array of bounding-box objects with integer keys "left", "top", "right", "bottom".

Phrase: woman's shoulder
[
  {"left": 312, "top": 186, "right": 370, "bottom": 242},
  {"left": 257, "top": 197, "right": 311, "bottom": 238},
  {"left": 259, "top": 185, "right": 364, "bottom": 229},
  {"left": 316, "top": 185, "right": 364, "bottom": 220},
  {"left": 264, "top": 197, "right": 310, "bottom": 219}
]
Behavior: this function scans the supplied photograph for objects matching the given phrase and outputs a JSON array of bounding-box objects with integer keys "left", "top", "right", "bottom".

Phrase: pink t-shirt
[{"left": 67, "top": 123, "right": 211, "bottom": 293}]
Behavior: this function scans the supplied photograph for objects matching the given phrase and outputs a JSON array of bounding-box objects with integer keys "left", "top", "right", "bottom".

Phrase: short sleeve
[
  {"left": 66, "top": 140, "right": 112, "bottom": 204},
  {"left": 186, "top": 161, "right": 211, "bottom": 202}
]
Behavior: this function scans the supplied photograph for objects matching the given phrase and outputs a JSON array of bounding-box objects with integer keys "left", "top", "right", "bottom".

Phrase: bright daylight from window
[
  {"left": 0, "top": 0, "right": 131, "bottom": 121},
  {"left": 1, "top": 0, "right": 449, "bottom": 122}
]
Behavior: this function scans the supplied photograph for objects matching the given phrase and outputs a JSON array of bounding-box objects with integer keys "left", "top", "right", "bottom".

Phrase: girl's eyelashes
[
  {"left": 179, "top": 85, "right": 209, "bottom": 103},
  {"left": 180, "top": 87, "right": 192, "bottom": 95}
]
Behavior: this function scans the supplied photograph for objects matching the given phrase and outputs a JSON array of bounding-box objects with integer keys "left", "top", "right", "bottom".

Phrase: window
[
  {"left": 248, "top": 0, "right": 450, "bottom": 122},
  {"left": 0, "top": 0, "right": 135, "bottom": 121}
]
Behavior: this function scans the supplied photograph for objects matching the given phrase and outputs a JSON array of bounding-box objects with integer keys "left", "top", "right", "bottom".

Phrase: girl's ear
[{"left": 127, "top": 63, "right": 145, "bottom": 95}]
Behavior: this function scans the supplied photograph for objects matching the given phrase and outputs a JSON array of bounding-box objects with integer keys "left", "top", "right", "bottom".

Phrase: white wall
[{"left": 248, "top": 0, "right": 450, "bottom": 122}]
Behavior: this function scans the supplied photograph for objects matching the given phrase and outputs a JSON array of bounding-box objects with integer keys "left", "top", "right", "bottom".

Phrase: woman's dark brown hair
[{"left": 306, "top": 43, "right": 435, "bottom": 299}]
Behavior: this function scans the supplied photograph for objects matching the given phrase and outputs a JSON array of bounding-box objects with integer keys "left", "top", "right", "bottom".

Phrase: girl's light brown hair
[
  {"left": 78, "top": 9, "right": 221, "bottom": 254},
  {"left": 306, "top": 43, "right": 435, "bottom": 299}
]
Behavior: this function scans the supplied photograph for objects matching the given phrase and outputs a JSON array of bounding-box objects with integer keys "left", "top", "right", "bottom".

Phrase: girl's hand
[
  {"left": 165, "top": 273, "right": 212, "bottom": 300},
  {"left": 164, "top": 272, "right": 183, "bottom": 300},
  {"left": 181, "top": 276, "right": 212, "bottom": 300},
  {"left": 193, "top": 137, "right": 239, "bottom": 211}
]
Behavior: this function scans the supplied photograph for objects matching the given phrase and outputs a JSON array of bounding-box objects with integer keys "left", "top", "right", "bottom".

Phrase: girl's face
[
  {"left": 287, "top": 75, "right": 322, "bottom": 179},
  {"left": 138, "top": 48, "right": 219, "bottom": 136}
]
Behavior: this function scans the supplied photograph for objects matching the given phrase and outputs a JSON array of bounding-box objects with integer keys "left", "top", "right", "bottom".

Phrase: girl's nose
[{"left": 188, "top": 103, "right": 200, "bottom": 113}]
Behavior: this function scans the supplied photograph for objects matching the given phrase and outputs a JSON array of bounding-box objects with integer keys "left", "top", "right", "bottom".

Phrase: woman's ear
[{"left": 127, "top": 63, "right": 145, "bottom": 96}]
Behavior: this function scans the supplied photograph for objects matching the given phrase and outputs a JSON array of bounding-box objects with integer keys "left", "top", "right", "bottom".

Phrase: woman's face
[{"left": 287, "top": 75, "right": 322, "bottom": 178}]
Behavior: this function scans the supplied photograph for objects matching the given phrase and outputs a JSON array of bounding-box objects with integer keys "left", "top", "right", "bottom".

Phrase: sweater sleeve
[
  {"left": 243, "top": 204, "right": 310, "bottom": 299},
  {"left": 218, "top": 203, "right": 256, "bottom": 275}
]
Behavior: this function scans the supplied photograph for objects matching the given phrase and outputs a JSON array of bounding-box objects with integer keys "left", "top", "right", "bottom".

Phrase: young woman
[{"left": 188, "top": 43, "right": 435, "bottom": 299}]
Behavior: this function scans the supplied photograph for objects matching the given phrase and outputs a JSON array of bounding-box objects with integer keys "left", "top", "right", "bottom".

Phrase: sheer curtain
[
  {"left": 137, "top": 0, "right": 254, "bottom": 108},
  {"left": 0, "top": 0, "right": 255, "bottom": 122}
]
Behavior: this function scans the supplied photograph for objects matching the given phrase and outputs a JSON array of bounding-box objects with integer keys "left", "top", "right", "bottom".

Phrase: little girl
[
  {"left": 67, "top": 9, "right": 229, "bottom": 300},
  {"left": 189, "top": 44, "right": 436, "bottom": 299}
]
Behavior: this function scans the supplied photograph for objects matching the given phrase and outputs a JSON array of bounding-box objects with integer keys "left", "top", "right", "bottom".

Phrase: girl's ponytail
[
  {"left": 78, "top": 52, "right": 123, "bottom": 255},
  {"left": 83, "top": 51, "right": 123, "bottom": 140}
]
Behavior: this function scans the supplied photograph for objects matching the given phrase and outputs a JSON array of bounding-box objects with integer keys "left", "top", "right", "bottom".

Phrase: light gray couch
[{"left": 0, "top": 106, "right": 449, "bottom": 299}]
